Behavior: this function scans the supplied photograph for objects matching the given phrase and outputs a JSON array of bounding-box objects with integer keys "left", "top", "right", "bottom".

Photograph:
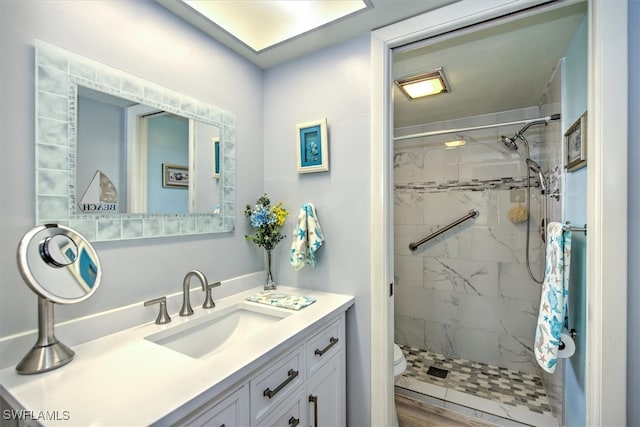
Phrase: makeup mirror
[{"left": 16, "top": 224, "right": 102, "bottom": 374}]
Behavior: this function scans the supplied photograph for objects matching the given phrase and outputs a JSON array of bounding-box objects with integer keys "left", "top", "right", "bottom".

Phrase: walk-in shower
[
  {"left": 393, "top": 109, "right": 562, "bottom": 426},
  {"left": 500, "top": 113, "right": 560, "bottom": 284}
]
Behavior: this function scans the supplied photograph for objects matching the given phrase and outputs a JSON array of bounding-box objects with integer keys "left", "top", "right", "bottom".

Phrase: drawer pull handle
[
  {"left": 263, "top": 369, "right": 299, "bottom": 399},
  {"left": 314, "top": 337, "right": 339, "bottom": 356},
  {"left": 309, "top": 394, "right": 318, "bottom": 427},
  {"left": 288, "top": 416, "right": 300, "bottom": 427}
]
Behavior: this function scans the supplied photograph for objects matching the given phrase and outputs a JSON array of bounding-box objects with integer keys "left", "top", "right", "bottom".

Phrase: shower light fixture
[
  {"left": 444, "top": 139, "right": 466, "bottom": 148},
  {"left": 395, "top": 67, "right": 449, "bottom": 99}
]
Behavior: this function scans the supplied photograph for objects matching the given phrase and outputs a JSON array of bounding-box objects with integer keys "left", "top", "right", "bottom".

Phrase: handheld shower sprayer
[
  {"left": 498, "top": 114, "right": 560, "bottom": 284},
  {"left": 526, "top": 158, "right": 547, "bottom": 194}
]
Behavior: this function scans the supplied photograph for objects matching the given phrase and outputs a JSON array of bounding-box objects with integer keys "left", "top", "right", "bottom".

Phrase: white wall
[
  {"left": 0, "top": 1, "right": 264, "bottom": 352},
  {"left": 262, "top": 35, "right": 372, "bottom": 426}
]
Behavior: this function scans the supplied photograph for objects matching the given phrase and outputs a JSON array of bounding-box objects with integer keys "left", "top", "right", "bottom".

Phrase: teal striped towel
[{"left": 245, "top": 291, "right": 316, "bottom": 311}]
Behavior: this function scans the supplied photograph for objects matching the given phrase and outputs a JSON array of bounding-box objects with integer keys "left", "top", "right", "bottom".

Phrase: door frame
[{"left": 369, "top": 0, "right": 628, "bottom": 425}]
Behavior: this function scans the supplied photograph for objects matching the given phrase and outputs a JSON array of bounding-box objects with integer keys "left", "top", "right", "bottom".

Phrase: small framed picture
[
  {"left": 564, "top": 112, "right": 587, "bottom": 172},
  {"left": 162, "top": 163, "right": 189, "bottom": 188},
  {"left": 212, "top": 137, "right": 220, "bottom": 179},
  {"left": 296, "top": 118, "right": 328, "bottom": 173}
]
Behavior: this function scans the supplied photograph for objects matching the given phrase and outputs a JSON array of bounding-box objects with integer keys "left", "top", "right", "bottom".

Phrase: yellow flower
[{"left": 272, "top": 203, "right": 289, "bottom": 227}]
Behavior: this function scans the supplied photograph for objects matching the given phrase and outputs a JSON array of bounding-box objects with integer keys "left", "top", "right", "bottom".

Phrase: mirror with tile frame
[{"left": 35, "top": 42, "right": 236, "bottom": 241}]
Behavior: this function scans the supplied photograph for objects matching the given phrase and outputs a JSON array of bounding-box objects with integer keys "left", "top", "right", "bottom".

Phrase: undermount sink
[{"left": 144, "top": 302, "right": 291, "bottom": 359}]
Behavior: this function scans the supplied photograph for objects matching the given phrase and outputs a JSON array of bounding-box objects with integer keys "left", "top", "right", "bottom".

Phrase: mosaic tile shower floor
[{"left": 397, "top": 345, "right": 558, "bottom": 426}]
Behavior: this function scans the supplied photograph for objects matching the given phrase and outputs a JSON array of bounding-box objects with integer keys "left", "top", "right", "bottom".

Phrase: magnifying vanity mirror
[
  {"left": 35, "top": 41, "right": 236, "bottom": 242},
  {"left": 16, "top": 224, "right": 102, "bottom": 374}
]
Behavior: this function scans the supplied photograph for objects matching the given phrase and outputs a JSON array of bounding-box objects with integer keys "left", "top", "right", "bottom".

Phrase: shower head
[
  {"left": 501, "top": 135, "right": 519, "bottom": 150},
  {"left": 499, "top": 114, "right": 561, "bottom": 152},
  {"left": 526, "top": 158, "right": 547, "bottom": 193}
]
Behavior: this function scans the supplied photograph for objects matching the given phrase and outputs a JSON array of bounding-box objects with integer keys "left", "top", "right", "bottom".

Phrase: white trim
[
  {"left": 370, "top": 29, "right": 394, "bottom": 426},
  {"left": 188, "top": 119, "right": 196, "bottom": 213},
  {"left": 126, "top": 104, "right": 158, "bottom": 213},
  {"left": 586, "top": 0, "right": 628, "bottom": 425},
  {"left": 370, "top": 0, "right": 628, "bottom": 424}
]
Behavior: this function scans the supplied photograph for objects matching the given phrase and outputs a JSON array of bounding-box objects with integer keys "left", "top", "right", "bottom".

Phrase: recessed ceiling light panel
[
  {"left": 182, "top": 0, "right": 368, "bottom": 52},
  {"left": 395, "top": 67, "right": 449, "bottom": 99}
]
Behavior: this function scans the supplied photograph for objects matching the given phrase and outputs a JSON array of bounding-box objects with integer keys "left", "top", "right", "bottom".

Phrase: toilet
[
  {"left": 393, "top": 343, "right": 407, "bottom": 381},
  {"left": 393, "top": 344, "right": 407, "bottom": 427}
]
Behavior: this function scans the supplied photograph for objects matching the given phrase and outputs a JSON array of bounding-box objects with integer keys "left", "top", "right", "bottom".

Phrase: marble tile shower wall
[{"left": 394, "top": 107, "right": 548, "bottom": 375}]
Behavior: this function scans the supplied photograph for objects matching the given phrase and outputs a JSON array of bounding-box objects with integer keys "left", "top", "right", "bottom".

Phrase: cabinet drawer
[
  {"left": 256, "top": 388, "right": 305, "bottom": 427},
  {"left": 178, "top": 384, "right": 249, "bottom": 427},
  {"left": 306, "top": 317, "right": 343, "bottom": 376},
  {"left": 251, "top": 345, "right": 304, "bottom": 423}
]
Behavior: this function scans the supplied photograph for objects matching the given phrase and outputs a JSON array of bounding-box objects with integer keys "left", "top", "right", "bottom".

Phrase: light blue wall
[
  {"left": 263, "top": 35, "right": 372, "bottom": 426},
  {"left": 628, "top": 1, "right": 640, "bottom": 424},
  {"left": 147, "top": 114, "right": 189, "bottom": 214},
  {"left": 562, "top": 14, "right": 588, "bottom": 427},
  {"left": 0, "top": 0, "right": 264, "bottom": 341}
]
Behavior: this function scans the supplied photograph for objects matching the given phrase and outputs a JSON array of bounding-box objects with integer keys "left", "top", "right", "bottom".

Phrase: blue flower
[{"left": 250, "top": 209, "right": 275, "bottom": 227}]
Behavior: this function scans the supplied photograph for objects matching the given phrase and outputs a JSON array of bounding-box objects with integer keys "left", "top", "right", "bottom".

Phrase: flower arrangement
[{"left": 244, "top": 194, "right": 289, "bottom": 251}]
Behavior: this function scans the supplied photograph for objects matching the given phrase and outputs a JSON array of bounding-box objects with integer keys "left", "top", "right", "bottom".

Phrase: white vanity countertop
[{"left": 0, "top": 286, "right": 354, "bottom": 426}]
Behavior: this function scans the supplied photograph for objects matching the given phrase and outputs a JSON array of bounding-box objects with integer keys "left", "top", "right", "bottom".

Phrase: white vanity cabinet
[{"left": 167, "top": 313, "right": 345, "bottom": 427}]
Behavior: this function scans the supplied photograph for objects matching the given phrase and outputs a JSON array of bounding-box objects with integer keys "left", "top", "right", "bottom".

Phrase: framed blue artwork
[{"left": 296, "top": 118, "right": 328, "bottom": 173}]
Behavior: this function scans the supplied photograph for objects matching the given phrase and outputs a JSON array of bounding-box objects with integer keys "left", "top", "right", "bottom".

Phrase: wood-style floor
[{"left": 395, "top": 394, "right": 499, "bottom": 427}]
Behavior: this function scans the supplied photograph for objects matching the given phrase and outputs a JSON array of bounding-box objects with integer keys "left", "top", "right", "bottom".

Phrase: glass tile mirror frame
[{"left": 35, "top": 41, "right": 236, "bottom": 242}]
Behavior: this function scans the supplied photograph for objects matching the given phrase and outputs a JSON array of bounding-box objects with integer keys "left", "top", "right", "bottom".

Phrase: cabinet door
[
  {"left": 307, "top": 353, "right": 344, "bottom": 427},
  {"left": 179, "top": 384, "right": 249, "bottom": 427}
]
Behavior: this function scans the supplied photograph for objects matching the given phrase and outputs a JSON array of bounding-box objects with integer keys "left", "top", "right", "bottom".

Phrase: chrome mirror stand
[{"left": 16, "top": 297, "right": 74, "bottom": 374}]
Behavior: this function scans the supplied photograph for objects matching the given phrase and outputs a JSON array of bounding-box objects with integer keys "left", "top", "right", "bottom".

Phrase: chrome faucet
[{"left": 180, "top": 270, "right": 208, "bottom": 316}]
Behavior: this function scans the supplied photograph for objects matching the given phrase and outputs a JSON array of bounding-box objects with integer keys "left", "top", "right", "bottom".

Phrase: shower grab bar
[{"left": 409, "top": 209, "right": 479, "bottom": 251}]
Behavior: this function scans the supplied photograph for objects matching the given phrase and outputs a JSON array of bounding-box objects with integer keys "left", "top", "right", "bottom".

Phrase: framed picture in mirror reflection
[
  {"left": 212, "top": 137, "right": 220, "bottom": 179},
  {"left": 162, "top": 163, "right": 189, "bottom": 188}
]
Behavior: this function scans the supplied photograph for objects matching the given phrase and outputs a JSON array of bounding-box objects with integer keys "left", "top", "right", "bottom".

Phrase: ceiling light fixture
[
  {"left": 181, "top": 0, "right": 369, "bottom": 52},
  {"left": 395, "top": 67, "right": 449, "bottom": 99}
]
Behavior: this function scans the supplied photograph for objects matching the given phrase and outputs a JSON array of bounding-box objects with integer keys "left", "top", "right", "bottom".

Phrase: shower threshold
[{"left": 396, "top": 345, "right": 559, "bottom": 427}]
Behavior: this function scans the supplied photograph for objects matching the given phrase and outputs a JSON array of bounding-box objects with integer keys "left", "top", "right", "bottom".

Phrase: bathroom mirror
[
  {"left": 16, "top": 223, "right": 102, "bottom": 374},
  {"left": 35, "top": 41, "right": 236, "bottom": 242},
  {"left": 76, "top": 86, "right": 221, "bottom": 215}
]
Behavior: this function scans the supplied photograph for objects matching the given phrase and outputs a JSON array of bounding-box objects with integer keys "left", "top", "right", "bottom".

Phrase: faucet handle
[
  {"left": 202, "top": 281, "right": 221, "bottom": 309},
  {"left": 144, "top": 296, "right": 172, "bottom": 325}
]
